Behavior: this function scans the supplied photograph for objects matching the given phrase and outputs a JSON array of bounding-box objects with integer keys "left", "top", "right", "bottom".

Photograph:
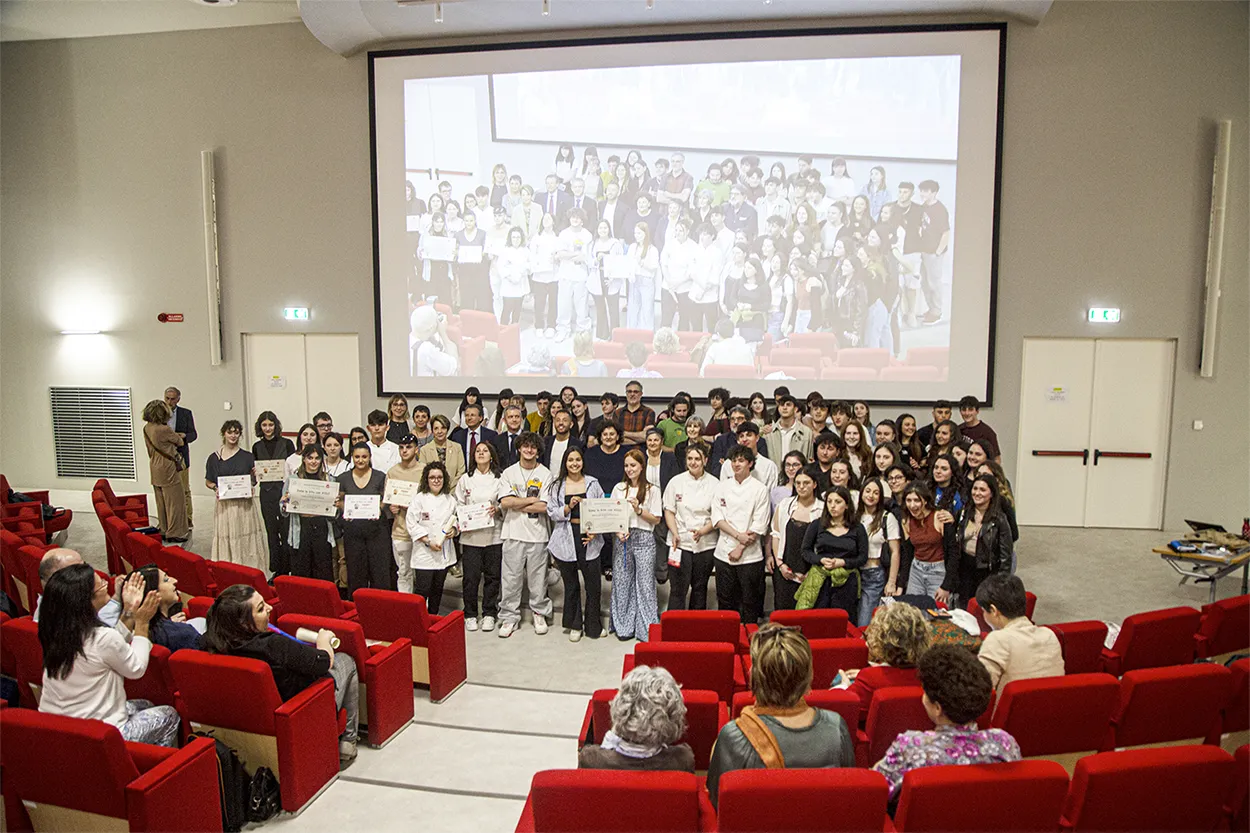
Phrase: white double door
[
  {"left": 243, "top": 334, "right": 362, "bottom": 438},
  {"left": 1015, "top": 338, "right": 1175, "bottom": 529}
]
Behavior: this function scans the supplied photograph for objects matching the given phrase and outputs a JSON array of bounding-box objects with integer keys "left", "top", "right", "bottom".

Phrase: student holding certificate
[
  {"left": 662, "top": 445, "right": 720, "bottom": 612},
  {"left": 281, "top": 445, "right": 337, "bottom": 582},
  {"left": 386, "top": 435, "right": 425, "bottom": 595},
  {"left": 609, "top": 449, "right": 663, "bottom": 641},
  {"left": 205, "top": 420, "right": 266, "bottom": 572},
  {"left": 405, "top": 462, "right": 458, "bottom": 615},
  {"left": 337, "top": 442, "right": 394, "bottom": 593},
  {"left": 543, "top": 447, "right": 605, "bottom": 642},
  {"left": 454, "top": 442, "right": 505, "bottom": 633}
]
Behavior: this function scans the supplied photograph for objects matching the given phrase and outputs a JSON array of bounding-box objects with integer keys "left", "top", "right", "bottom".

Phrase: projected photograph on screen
[{"left": 372, "top": 27, "right": 1003, "bottom": 401}]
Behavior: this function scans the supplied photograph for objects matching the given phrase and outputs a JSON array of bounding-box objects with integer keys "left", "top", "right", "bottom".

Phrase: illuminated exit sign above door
[{"left": 1088, "top": 307, "right": 1121, "bottom": 323}]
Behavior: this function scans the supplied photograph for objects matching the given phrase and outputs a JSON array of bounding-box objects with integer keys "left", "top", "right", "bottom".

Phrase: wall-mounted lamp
[{"left": 60, "top": 329, "right": 102, "bottom": 335}]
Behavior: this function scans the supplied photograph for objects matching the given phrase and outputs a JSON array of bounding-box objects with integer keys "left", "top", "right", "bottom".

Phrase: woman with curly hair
[
  {"left": 141, "top": 399, "right": 188, "bottom": 543},
  {"left": 578, "top": 666, "right": 694, "bottom": 771},
  {"left": 843, "top": 602, "right": 932, "bottom": 713}
]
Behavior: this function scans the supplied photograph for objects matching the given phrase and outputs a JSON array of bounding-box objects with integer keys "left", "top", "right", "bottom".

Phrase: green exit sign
[
  {"left": 1088, "top": 307, "right": 1121, "bottom": 323},
  {"left": 283, "top": 307, "right": 309, "bottom": 321}
]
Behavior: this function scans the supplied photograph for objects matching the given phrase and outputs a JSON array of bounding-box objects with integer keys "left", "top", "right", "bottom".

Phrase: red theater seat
[
  {"left": 786, "top": 332, "right": 839, "bottom": 362},
  {"left": 1, "top": 542, "right": 40, "bottom": 613},
  {"left": 0, "top": 709, "right": 222, "bottom": 833},
  {"left": 210, "top": 561, "right": 281, "bottom": 613},
  {"left": 966, "top": 593, "right": 1037, "bottom": 634},
  {"left": 703, "top": 364, "right": 758, "bottom": 379},
  {"left": 458, "top": 309, "right": 498, "bottom": 341},
  {"left": 95, "top": 478, "right": 151, "bottom": 528},
  {"left": 992, "top": 674, "right": 1121, "bottom": 773},
  {"left": 2, "top": 616, "right": 44, "bottom": 707},
  {"left": 858, "top": 686, "right": 934, "bottom": 767},
  {"left": 893, "top": 760, "right": 1070, "bottom": 832},
  {"left": 274, "top": 575, "right": 357, "bottom": 620},
  {"left": 767, "top": 347, "right": 822, "bottom": 368},
  {"left": 124, "top": 530, "right": 163, "bottom": 571},
  {"left": 0, "top": 474, "right": 71, "bottom": 543},
  {"left": 835, "top": 348, "right": 890, "bottom": 370},
  {"left": 766, "top": 607, "right": 860, "bottom": 639},
  {"left": 1060, "top": 746, "right": 1235, "bottom": 832},
  {"left": 648, "top": 360, "right": 700, "bottom": 378},
  {"left": 622, "top": 642, "right": 741, "bottom": 706},
  {"left": 1230, "top": 745, "right": 1249, "bottom": 832},
  {"left": 880, "top": 365, "right": 942, "bottom": 382},
  {"left": 153, "top": 545, "right": 218, "bottom": 600},
  {"left": 123, "top": 643, "right": 181, "bottom": 710},
  {"left": 717, "top": 768, "right": 888, "bottom": 832},
  {"left": 1112, "top": 663, "right": 1231, "bottom": 749},
  {"left": 731, "top": 688, "right": 861, "bottom": 732},
  {"left": 761, "top": 363, "right": 819, "bottom": 380},
  {"left": 514, "top": 770, "right": 715, "bottom": 833},
  {"left": 1101, "top": 606, "right": 1203, "bottom": 675},
  {"left": 1223, "top": 659, "right": 1249, "bottom": 750},
  {"left": 94, "top": 500, "right": 128, "bottom": 574},
  {"left": 277, "top": 613, "right": 413, "bottom": 748},
  {"left": 821, "top": 365, "right": 878, "bottom": 381},
  {"left": 675, "top": 331, "right": 705, "bottom": 351},
  {"left": 353, "top": 588, "right": 467, "bottom": 703},
  {"left": 579, "top": 688, "right": 726, "bottom": 771},
  {"left": 1195, "top": 594, "right": 1250, "bottom": 660},
  {"left": 1046, "top": 621, "right": 1110, "bottom": 674},
  {"left": 613, "top": 328, "right": 653, "bottom": 347},
  {"left": 596, "top": 342, "right": 628, "bottom": 360},
  {"left": 168, "top": 650, "right": 342, "bottom": 814},
  {"left": 647, "top": 610, "right": 749, "bottom": 654},
  {"left": 904, "top": 346, "right": 950, "bottom": 369}
]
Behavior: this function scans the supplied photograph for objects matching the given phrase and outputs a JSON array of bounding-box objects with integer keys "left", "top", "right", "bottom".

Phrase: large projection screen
[{"left": 371, "top": 25, "right": 1005, "bottom": 403}]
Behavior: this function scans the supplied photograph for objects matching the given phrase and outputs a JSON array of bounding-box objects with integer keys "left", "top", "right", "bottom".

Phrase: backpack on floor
[{"left": 190, "top": 732, "right": 249, "bottom": 833}]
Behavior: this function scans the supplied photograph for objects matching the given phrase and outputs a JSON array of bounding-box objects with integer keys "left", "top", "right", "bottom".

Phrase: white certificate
[
  {"left": 456, "top": 502, "right": 494, "bottom": 532},
  {"left": 406, "top": 214, "right": 421, "bottom": 232},
  {"left": 384, "top": 478, "right": 420, "bottom": 506},
  {"left": 255, "top": 460, "right": 286, "bottom": 483},
  {"left": 579, "top": 498, "right": 632, "bottom": 535},
  {"left": 286, "top": 478, "right": 339, "bottom": 517},
  {"left": 603, "top": 253, "right": 633, "bottom": 280},
  {"left": 422, "top": 235, "right": 456, "bottom": 262},
  {"left": 456, "top": 245, "right": 484, "bottom": 264},
  {"left": 484, "top": 237, "right": 506, "bottom": 258},
  {"left": 216, "top": 475, "right": 253, "bottom": 500},
  {"left": 343, "top": 494, "right": 381, "bottom": 520}
]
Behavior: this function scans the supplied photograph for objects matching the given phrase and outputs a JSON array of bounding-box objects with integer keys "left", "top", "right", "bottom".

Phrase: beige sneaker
[
  {"left": 533, "top": 616, "right": 549, "bottom": 635},
  {"left": 568, "top": 629, "right": 583, "bottom": 643}
]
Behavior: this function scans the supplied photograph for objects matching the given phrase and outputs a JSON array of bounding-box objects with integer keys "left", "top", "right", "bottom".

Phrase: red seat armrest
[
  {"left": 274, "top": 678, "right": 340, "bottom": 812},
  {"left": 126, "top": 736, "right": 222, "bottom": 833},
  {"left": 186, "top": 596, "right": 214, "bottom": 620},
  {"left": 1100, "top": 648, "right": 1122, "bottom": 676},
  {"left": 578, "top": 699, "right": 595, "bottom": 746},
  {"left": 648, "top": 623, "right": 663, "bottom": 642},
  {"left": 125, "top": 741, "right": 176, "bottom": 774},
  {"left": 622, "top": 654, "right": 636, "bottom": 676},
  {"left": 24, "top": 490, "right": 51, "bottom": 506},
  {"left": 426, "top": 611, "right": 467, "bottom": 702}
]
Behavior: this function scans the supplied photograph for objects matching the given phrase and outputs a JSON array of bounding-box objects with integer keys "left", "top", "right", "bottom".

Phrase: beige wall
[{"left": 2, "top": 2, "right": 1247, "bottom": 527}]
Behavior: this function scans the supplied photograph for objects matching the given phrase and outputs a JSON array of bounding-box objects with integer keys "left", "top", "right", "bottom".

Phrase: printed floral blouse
[{"left": 872, "top": 723, "right": 1021, "bottom": 797}]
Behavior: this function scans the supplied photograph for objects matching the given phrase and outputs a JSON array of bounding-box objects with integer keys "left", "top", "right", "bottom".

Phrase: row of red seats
[
  {"left": 515, "top": 744, "right": 1249, "bottom": 832},
  {"left": 0, "top": 473, "right": 72, "bottom": 546}
]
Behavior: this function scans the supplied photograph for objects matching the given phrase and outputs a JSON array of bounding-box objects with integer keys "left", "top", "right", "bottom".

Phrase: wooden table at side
[{"left": 1152, "top": 546, "right": 1250, "bottom": 604}]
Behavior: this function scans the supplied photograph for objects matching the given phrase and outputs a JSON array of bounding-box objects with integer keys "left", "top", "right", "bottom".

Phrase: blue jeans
[
  {"left": 864, "top": 299, "right": 893, "bottom": 353},
  {"left": 627, "top": 276, "right": 655, "bottom": 330},
  {"left": 858, "top": 566, "right": 886, "bottom": 628},
  {"left": 905, "top": 559, "right": 946, "bottom": 599},
  {"left": 767, "top": 311, "right": 784, "bottom": 342}
]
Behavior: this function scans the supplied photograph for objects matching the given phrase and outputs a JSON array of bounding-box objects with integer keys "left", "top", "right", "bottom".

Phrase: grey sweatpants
[
  {"left": 499, "top": 540, "right": 553, "bottom": 626},
  {"left": 329, "top": 652, "right": 359, "bottom": 744}
]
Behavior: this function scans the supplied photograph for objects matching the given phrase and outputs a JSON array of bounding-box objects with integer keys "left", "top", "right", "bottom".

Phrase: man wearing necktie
[
  {"left": 492, "top": 405, "right": 526, "bottom": 468},
  {"left": 543, "top": 173, "right": 571, "bottom": 231},
  {"left": 567, "top": 177, "right": 599, "bottom": 230},
  {"left": 451, "top": 403, "right": 498, "bottom": 463}
]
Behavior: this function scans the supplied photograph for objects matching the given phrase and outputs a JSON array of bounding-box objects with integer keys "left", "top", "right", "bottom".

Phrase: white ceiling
[
  {"left": 0, "top": 0, "right": 1052, "bottom": 50},
  {"left": 0, "top": 0, "right": 301, "bottom": 42},
  {"left": 303, "top": 0, "right": 1052, "bottom": 56}
]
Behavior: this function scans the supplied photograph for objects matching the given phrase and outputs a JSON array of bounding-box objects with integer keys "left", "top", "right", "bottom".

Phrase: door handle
[
  {"left": 1092, "top": 450, "right": 1152, "bottom": 466},
  {"left": 1032, "top": 449, "right": 1090, "bottom": 465},
  {"left": 433, "top": 168, "right": 473, "bottom": 178}
]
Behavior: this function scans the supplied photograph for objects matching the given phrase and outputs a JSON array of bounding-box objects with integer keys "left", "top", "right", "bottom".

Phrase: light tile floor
[{"left": 25, "top": 487, "right": 1248, "bottom": 831}]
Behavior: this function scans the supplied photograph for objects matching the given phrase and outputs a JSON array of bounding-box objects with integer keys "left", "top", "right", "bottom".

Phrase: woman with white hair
[
  {"left": 578, "top": 665, "right": 695, "bottom": 771},
  {"left": 411, "top": 305, "right": 459, "bottom": 377}
]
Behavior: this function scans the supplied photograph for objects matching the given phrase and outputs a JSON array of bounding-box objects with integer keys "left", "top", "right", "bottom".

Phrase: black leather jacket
[{"left": 946, "top": 508, "right": 1013, "bottom": 588}]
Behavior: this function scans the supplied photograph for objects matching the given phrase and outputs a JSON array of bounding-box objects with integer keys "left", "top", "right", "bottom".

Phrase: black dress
[
  {"left": 336, "top": 469, "right": 394, "bottom": 593},
  {"left": 253, "top": 436, "right": 296, "bottom": 574},
  {"left": 800, "top": 524, "right": 869, "bottom": 618}
]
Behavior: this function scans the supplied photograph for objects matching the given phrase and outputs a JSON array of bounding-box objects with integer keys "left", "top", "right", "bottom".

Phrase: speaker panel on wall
[
  {"left": 202, "top": 149, "right": 224, "bottom": 367},
  {"left": 1199, "top": 119, "right": 1230, "bottom": 379}
]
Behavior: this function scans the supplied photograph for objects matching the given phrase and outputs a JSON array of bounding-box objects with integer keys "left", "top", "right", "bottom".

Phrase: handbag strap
[{"left": 735, "top": 706, "right": 785, "bottom": 769}]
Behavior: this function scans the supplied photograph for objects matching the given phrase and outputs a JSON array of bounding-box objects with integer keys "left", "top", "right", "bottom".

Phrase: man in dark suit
[
  {"left": 564, "top": 177, "right": 599, "bottom": 231},
  {"left": 449, "top": 402, "right": 498, "bottom": 464},
  {"left": 708, "top": 405, "right": 748, "bottom": 477},
  {"left": 163, "top": 386, "right": 197, "bottom": 529},
  {"left": 541, "top": 173, "right": 573, "bottom": 232},
  {"left": 541, "top": 409, "right": 585, "bottom": 472},
  {"left": 491, "top": 405, "right": 527, "bottom": 469},
  {"left": 598, "top": 180, "right": 631, "bottom": 240}
]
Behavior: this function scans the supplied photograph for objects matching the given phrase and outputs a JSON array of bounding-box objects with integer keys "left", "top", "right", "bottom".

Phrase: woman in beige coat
[
  {"left": 417, "top": 415, "right": 466, "bottom": 485},
  {"left": 142, "top": 400, "right": 190, "bottom": 542}
]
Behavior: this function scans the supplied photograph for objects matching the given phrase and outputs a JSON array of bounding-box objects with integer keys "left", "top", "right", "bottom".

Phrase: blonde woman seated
[
  {"left": 706, "top": 624, "right": 856, "bottom": 808},
  {"left": 578, "top": 666, "right": 695, "bottom": 772},
  {"left": 843, "top": 602, "right": 932, "bottom": 715}
]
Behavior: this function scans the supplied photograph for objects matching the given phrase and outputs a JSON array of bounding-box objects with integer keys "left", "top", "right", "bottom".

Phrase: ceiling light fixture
[
  {"left": 60, "top": 329, "right": 102, "bottom": 335},
  {"left": 542, "top": 0, "right": 550, "bottom": 15},
  {"left": 646, "top": 0, "right": 654, "bottom": 8},
  {"left": 434, "top": 1, "right": 443, "bottom": 22}
]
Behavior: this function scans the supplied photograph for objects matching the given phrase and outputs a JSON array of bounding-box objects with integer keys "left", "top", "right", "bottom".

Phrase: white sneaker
[
  {"left": 465, "top": 617, "right": 479, "bottom": 632},
  {"left": 533, "top": 616, "right": 549, "bottom": 635},
  {"left": 569, "top": 629, "right": 583, "bottom": 643},
  {"left": 481, "top": 616, "right": 496, "bottom": 632},
  {"left": 544, "top": 328, "right": 555, "bottom": 339},
  {"left": 497, "top": 621, "right": 515, "bottom": 638}
]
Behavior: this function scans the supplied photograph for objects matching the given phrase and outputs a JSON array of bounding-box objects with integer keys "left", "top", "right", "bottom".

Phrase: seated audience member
[
  {"left": 873, "top": 644, "right": 1021, "bottom": 804},
  {"left": 706, "top": 624, "right": 856, "bottom": 807},
  {"left": 203, "top": 584, "right": 361, "bottom": 767},
  {"left": 975, "top": 574, "right": 1063, "bottom": 693},
  {"left": 126, "top": 565, "right": 203, "bottom": 652},
  {"left": 578, "top": 666, "right": 695, "bottom": 771},
  {"left": 37, "top": 564, "right": 182, "bottom": 747},
  {"left": 33, "top": 548, "right": 122, "bottom": 627},
  {"left": 845, "top": 602, "right": 931, "bottom": 713}
]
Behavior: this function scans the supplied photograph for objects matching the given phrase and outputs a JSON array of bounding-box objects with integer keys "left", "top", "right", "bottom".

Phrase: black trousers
[
  {"left": 661, "top": 290, "right": 689, "bottom": 331},
  {"left": 461, "top": 543, "right": 502, "bottom": 619},
  {"left": 290, "top": 517, "right": 334, "bottom": 583},
  {"left": 532, "top": 282, "right": 557, "bottom": 330},
  {"left": 413, "top": 568, "right": 449, "bottom": 615},
  {"left": 593, "top": 293, "right": 620, "bottom": 339},
  {"left": 501, "top": 297, "right": 523, "bottom": 326},
  {"left": 667, "top": 548, "right": 716, "bottom": 611},
  {"left": 343, "top": 519, "right": 396, "bottom": 593},
  {"left": 556, "top": 555, "right": 602, "bottom": 637},
  {"left": 460, "top": 271, "right": 492, "bottom": 313},
  {"left": 772, "top": 573, "right": 800, "bottom": 612},
  {"left": 716, "top": 559, "right": 766, "bottom": 624},
  {"left": 258, "top": 484, "right": 288, "bottom": 576}
]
